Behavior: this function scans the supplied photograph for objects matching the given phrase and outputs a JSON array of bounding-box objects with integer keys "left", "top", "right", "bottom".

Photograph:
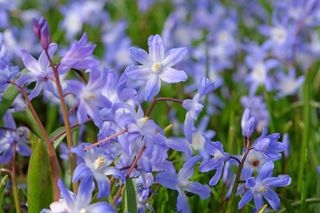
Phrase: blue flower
[
  {"left": 59, "top": 33, "right": 99, "bottom": 74},
  {"left": 238, "top": 161, "right": 291, "bottom": 210},
  {"left": 199, "top": 141, "right": 229, "bottom": 186},
  {"left": 41, "top": 177, "right": 115, "bottom": 213},
  {"left": 18, "top": 43, "right": 58, "bottom": 100},
  {"left": 156, "top": 156, "right": 211, "bottom": 213},
  {"left": 72, "top": 144, "right": 124, "bottom": 199},
  {"left": 253, "top": 129, "right": 287, "bottom": 161},
  {"left": 67, "top": 68, "right": 111, "bottom": 126},
  {"left": 0, "top": 127, "right": 31, "bottom": 164},
  {"left": 126, "top": 34, "right": 188, "bottom": 101},
  {"left": 183, "top": 77, "right": 214, "bottom": 142},
  {"left": 275, "top": 69, "right": 304, "bottom": 97}
]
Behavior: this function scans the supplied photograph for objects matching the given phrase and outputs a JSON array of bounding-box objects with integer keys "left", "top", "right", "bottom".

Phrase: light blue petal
[
  {"left": 162, "top": 47, "right": 187, "bottom": 67},
  {"left": 129, "top": 47, "right": 152, "bottom": 65},
  {"left": 143, "top": 75, "right": 161, "bottom": 101},
  {"left": 159, "top": 67, "right": 187, "bottom": 83}
]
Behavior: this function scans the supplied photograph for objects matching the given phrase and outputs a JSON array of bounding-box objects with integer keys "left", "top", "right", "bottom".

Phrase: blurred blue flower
[
  {"left": 0, "top": 126, "right": 31, "bottom": 164},
  {"left": 275, "top": 69, "right": 304, "bottom": 97}
]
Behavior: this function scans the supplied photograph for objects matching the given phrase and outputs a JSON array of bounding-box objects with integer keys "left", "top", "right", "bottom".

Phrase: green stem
[
  {"left": 226, "top": 140, "right": 251, "bottom": 213},
  {"left": 45, "top": 50, "right": 77, "bottom": 192},
  {"left": 11, "top": 146, "right": 21, "bottom": 213}
]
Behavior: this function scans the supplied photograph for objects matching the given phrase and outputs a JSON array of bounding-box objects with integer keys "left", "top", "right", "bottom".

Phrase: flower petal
[
  {"left": 263, "top": 189, "right": 280, "bottom": 210},
  {"left": 156, "top": 172, "right": 178, "bottom": 190},
  {"left": 183, "top": 181, "right": 211, "bottom": 199},
  {"left": 162, "top": 47, "right": 187, "bottom": 67},
  {"left": 238, "top": 190, "right": 253, "bottom": 209},
  {"left": 129, "top": 47, "right": 152, "bottom": 65},
  {"left": 148, "top": 34, "right": 165, "bottom": 62},
  {"left": 159, "top": 67, "right": 187, "bottom": 83}
]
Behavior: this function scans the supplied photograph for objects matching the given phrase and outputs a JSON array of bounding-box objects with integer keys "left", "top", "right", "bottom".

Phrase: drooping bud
[
  {"left": 32, "top": 16, "right": 51, "bottom": 50},
  {"left": 241, "top": 108, "right": 257, "bottom": 139}
]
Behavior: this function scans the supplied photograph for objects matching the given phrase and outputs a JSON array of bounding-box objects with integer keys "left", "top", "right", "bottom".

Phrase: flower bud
[
  {"left": 32, "top": 16, "right": 51, "bottom": 50},
  {"left": 241, "top": 108, "right": 257, "bottom": 139}
]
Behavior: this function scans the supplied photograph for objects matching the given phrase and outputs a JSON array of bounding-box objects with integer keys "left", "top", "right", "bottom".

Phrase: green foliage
[
  {"left": 122, "top": 179, "right": 138, "bottom": 213},
  {"left": 27, "top": 137, "right": 53, "bottom": 213}
]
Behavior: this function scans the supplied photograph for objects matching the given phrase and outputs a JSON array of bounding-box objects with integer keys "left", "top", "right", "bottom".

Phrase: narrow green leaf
[
  {"left": 49, "top": 126, "right": 67, "bottom": 149},
  {"left": 27, "top": 138, "right": 53, "bottom": 213},
  {"left": 277, "top": 198, "right": 320, "bottom": 213},
  {"left": 298, "top": 61, "right": 320, "bottom": 191},
  {"left": 0, "top": 69, "right": 28, "bottom": 120},
  {"left": 0, "top": 175, "right": 8, "bottom": 213},
  {"left": 122, "top": 178, "right": 138, "bottom": 213},
  {"left": 0, "top": 84, "right": 19, "bottom": 120}
]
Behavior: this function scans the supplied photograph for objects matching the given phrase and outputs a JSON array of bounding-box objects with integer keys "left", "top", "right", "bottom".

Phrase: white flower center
[
  {"left": 254, "top": 182, "right": 267, "bottom": 193},
  {"left": 151, "top": 63, "right": 162, "bottom": 73},
  {"left": 271, "top": 27, "right": 287, "bottom": 44},
  {"left": 191, "top": 131, "right": 205, "bottom": 151},
  {"left": 94, "top": 156, "right": 106, "bottom": 169},
  {"left": 79, "top": 208, "right": 87, "bottom": 213},
  {"left": 213, "top": 150, "right": 224, "bottom": 160},
  {"left": 137, "top": 117, "right": 149, "bottom": 128},
  {"left": 251, "top": 62, "right": 266, "bottom": 83},
  {"left": 82, "top": 90, "right": 96, "bottom": 101}
]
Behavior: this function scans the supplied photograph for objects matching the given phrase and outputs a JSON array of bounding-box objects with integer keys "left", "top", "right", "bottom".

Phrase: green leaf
[
  {"left": 0, "top": 69, "right": 28, "bottom": 120},
  {"left": 0, "top": 175, "right": 8, "bottom": 213},
  {"left": 27, "top": 138, "right": 53, "bottom": 213},
  {"left": 49, "top": 126, "right": 67, "bottom": 149},
  {"left": 0, "top": 84, "right": 19, "bottom": 120},
  {"left": 122, "top": 178, "right": 138, "bottom": 213}
]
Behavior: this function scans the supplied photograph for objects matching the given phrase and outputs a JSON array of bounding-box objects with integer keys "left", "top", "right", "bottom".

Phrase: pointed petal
[
  {"left": 143, "top": 75, "right": 161, "bottom": 101},
  {"left": 159, "top": 67, "right": 187, "bottom": 83},
  {"left": 177, "top": 188, "right": 191, "bottom": 213},
  {"left": 20, "top": 49, "right": 42, "bottom": 74},
  {"left": 162, "top": 47, "right": 187, "bottom": 67},
  {"left": 129, "top": 47, "right": 152, "bottom": 65},
  {"left": 263, "top": 189, "right": 280, "bottom": 210},
  {"left": 238, "top": 190, "right": 253, "bottom": 209},
  {"left": 148, "top": 34, "right": 165, "bottom": 62},
  {"left": 265, "top": 175, "right": 291, "bottom": 188},
  {"left": 76, "top": 177, "right": 94, "bottom": 206},
  {"left": 94, "top": 173, "right": 110, "bottom": 198}
]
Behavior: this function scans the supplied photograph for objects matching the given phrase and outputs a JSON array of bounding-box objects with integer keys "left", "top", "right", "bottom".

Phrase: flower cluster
[{"left": 1, "top": 0, "right": 317, "bottom": 212}]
